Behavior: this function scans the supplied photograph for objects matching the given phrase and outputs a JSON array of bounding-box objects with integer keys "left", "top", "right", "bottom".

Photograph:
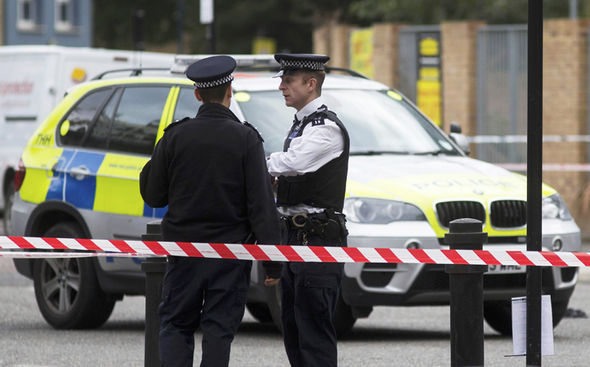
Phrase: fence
[{"left": 476, "top": 25, "right": 528, "bottom": 164}]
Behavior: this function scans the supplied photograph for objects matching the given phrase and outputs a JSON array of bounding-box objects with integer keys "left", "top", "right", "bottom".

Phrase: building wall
[
  {"left": 4, "top": 0, "right": 92, "bottom": 46},
  {"left": 542, "top": 19, "right": 590, "bottom": 231},
  {"left": 372, "top": 23, "right": 403, "bottom": 89},
  {"left": 314, "top": 18, "right": 590, "bottom": 235},
  {"left": 0, "top": 0, "right": 4, "bottom": 44},
  {"left": 440, "top": 21, "right": 484, "bottom": 136}
]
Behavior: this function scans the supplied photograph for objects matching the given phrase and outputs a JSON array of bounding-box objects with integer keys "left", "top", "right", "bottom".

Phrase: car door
[
  {"left": 58, "top": 84, "right": 174, "bottom": 240},
  {"left": 53, "top": 87, "right": 115, "bottom": 204}
]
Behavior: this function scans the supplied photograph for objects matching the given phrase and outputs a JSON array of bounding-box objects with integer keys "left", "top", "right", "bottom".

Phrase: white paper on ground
[{"left": 511, "top": 295, "right": 554, "bottom": 356}]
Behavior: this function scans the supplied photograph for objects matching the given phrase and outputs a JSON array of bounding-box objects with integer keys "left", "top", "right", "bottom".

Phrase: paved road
[{"left": 2, "top": 217, "right": 590, "bottom": 366}]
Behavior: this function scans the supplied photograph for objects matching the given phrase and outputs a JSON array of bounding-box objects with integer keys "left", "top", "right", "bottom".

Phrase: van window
[
  {"left": 108, "top": 86, "right": 170, "bottom": 155},
  {"left": 173, "top": 87, "right": 200, "bottom": 122},
  {"left": 59, "top": 88, "right": 112, "bottom": 147}
]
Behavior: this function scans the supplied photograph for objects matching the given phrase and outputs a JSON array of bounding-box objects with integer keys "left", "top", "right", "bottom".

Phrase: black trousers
[
  {"left": 158, "top": 257, "right": 252, "bottom": 367},
  {"left": 280, "top": 227, "right": 345, "bottom": 367}
]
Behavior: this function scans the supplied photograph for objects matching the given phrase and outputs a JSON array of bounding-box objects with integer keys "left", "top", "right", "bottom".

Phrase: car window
[
  {"left": 84, "top": 89, "right": 122, "bottom": 150},
  {"left": 237, "top": 89, "right": 460, "bottom": 156},
  {"left": 173, "top": 87, "right": 201, "bottom": 122},
  {"left": 108, "top": 86, "right": 171, "bottom": 155},
  {"left": 58, "top": 88, "right": 113, "bottom": 147}
]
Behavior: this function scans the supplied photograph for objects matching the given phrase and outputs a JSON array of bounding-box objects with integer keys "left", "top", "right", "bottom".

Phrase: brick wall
[
  {"left": 371, "top": 23, "right": 403, "bottom": 88},
  {"left": 440, "top": 21, "right": 484, "bottom": 135},
  {"left": 312, "top": 19, "right": 590, "bottom": 235},
  {"left": 542, "top": 19, "right": 590, "bottom": 234},
  {"left": 330, "top": 24, "right": 352, "bottom": 69},
  {"left": 313, "top": 25, "right": 331, "bottom": 56}
]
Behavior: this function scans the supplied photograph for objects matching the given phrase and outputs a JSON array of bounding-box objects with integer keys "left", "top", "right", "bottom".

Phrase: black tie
[{"left": 283, "top": 115, "right": 301, "bottom": 152}]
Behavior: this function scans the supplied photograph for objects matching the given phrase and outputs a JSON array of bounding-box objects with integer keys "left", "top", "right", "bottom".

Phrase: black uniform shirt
[{"left": 140, "top": 102, "right": 280, "bottom": 246}]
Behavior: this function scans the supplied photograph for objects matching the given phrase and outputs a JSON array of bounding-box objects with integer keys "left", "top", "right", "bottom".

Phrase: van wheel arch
[
  {"left": 2, "top": 167, "right": 15, "bottom": 202},
  {"left": 2, "top": 168, "right": 15, "bottom": 234}
]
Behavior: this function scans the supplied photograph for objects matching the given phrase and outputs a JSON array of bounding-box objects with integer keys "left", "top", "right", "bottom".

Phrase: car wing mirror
[{"left": 449, "top": 132, "right": 471, "bottom": 155}]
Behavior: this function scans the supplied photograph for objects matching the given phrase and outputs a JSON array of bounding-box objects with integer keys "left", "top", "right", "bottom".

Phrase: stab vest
[{"left": 276, "top": 107, "right": 350, "bottom": 212}]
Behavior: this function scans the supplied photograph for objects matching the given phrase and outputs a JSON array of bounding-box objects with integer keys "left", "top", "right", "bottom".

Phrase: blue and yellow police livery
[{"left": 10, "top": 56, "right": 581, "bottom": 336}]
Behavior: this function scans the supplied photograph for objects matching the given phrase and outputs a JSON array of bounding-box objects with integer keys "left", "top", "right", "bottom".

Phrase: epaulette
[
  {"left": 164, "top": 117, "right": 190, "bottom": 131},
  {"left": 311, "top": 115, "right": 326, "bottom": 127},
  {"left": 243, "top": 121, "right": 264, "bottom": 142}
]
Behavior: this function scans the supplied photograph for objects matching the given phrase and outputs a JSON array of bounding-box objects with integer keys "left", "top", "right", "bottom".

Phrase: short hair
[
  {"left": 301, "top": 70, "right": 325, "bottom": 94},
  {"left": 197, "top": 82, "right": 231, "bottom": 103}
]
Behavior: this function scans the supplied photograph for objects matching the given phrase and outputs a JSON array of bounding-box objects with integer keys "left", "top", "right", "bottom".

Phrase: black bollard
[
  {"left": 444, "top": 218, "right": 487, "bottom": 367},
  {"left": 141, "top": 220, "right": 167, "bottom": 367}
]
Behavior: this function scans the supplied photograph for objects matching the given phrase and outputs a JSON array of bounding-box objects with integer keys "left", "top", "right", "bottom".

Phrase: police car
[{"left": 11, "top": 55, "right": 580, "bottom": 335}]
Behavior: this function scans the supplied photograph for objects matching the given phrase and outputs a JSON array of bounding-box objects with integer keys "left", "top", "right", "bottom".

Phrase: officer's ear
[
  {"left": 303, "top": 74, "right": 317, "bottom": 93},
  {"left": 308, "top": 77, "right": 317, "bottom": 92},
  {"left": 194, "top": 88, "right": 204, "bottom": 102},
  {"left": 222, "top": 84, "right": 233, "bottom": 107},
  {"left": 225, "top": 84, "right": 232, "bottom": 100}
]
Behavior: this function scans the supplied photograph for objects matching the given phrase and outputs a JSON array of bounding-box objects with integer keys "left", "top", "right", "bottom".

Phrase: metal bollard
[
  {"left": 141, "top": 220, "right": 167, "bottom": 367},
  {"left": 444, "top": 218, "right": 488, "bottom": 367}
]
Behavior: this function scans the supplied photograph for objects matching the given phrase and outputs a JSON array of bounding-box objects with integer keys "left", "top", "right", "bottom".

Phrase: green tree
[
  {"left": 93, "top": 0, "right": 578, "bottom": 53},
  {"left": 345, "top": 0, "right": 571, "bottom": 24}
]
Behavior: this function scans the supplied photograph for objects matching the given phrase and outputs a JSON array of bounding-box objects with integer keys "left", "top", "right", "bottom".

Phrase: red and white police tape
[{"left": 1, "top": 235, "right": 590, "bottom": 267}]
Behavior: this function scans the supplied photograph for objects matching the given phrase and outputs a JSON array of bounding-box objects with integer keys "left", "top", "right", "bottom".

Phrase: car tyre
[
  {"left": 246, "top": 302, "right": 273, "bottom": 323},
  {"left": 33, "top": 222, "right": 116, "bottom": 329},
  {"left": 484, "top": 298, "right": 570, "bottom": 336}
]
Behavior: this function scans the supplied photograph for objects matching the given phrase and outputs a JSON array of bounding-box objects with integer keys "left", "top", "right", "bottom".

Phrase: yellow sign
[
  {"left": 349, "top": 28, "right": 374, "bottom": 79},
  {"left": 419, "top": 37, "right": 439, "bottom": 56},
  {"left": 417, "top": 80, "right": 441, "bottom": 125},
  {"left": 417, "top": 34, "right": 442, "bottom": 126},
  {"left": 419, "top": 67, "right": 439, "bottom": 81},
  {"left": 252, "top": 37, "right": 276, "bottom": 55}
]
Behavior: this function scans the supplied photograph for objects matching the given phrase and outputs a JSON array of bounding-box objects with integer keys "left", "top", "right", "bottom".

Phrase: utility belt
[{"left": 280, "top": 210, "right": 348, "bottom": 245}]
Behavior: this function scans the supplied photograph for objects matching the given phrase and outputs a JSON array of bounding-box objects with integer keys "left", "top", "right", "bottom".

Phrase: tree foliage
[
  {"left": 345, "top": 0, "right": 570, "bottom": 24},
  {"left": 93, "top": 0, "right": 580, "bottom": 53}
]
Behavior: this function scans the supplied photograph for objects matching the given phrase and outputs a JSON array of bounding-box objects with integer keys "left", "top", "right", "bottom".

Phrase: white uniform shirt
[{"left": 267, "top": 97, "right": 344, "bottom": 215}]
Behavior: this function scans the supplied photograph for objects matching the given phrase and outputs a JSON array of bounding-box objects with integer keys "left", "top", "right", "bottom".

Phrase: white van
[{"left": 0, "top": 45, "right": 174, "bottom": 230}]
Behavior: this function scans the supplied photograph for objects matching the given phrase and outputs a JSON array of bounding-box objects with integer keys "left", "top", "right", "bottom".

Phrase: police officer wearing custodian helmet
[
  {"left": 140, "top": 55, "right": 280, "bottom": 367},
  {"left": 266, "top": 53, "right": 350, "bottom": 367}
]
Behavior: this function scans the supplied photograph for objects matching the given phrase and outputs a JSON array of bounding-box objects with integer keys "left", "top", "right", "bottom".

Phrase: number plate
[{"left": 486, "top": 264, "right": 526, "bottom": 274}]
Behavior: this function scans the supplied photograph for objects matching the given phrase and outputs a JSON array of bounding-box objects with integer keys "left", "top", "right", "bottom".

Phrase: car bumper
[{"left": 341, "top": 220, "right": 581, "bottom": 307}]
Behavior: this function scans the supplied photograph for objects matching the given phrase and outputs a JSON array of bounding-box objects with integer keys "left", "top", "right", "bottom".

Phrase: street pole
[
  {"left": 200, "top": 0, "right": 215, "bottom": 53},
  {"left": 445, "top": 218, "right": 487, "bottom": 367},
  {"left": 133, "top": 9, "right": 145, "bottom": 52},
  {"left": 141, "top": 221, "right": 166, "bottom": 367},
  {"left": 570, "top": 0, "right": 578, "bottom": 19},
  {"left": 176, "top": 0, "right": 184, "bottom": 54},
  {"left": 526, "top": 0, "right": 543, "bottom": 365}
]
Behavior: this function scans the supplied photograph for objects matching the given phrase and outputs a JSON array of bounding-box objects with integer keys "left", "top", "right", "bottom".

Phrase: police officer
[
  {"left": 140, "top": 55, "right": 281, "bottom": 367},
  {"left": 266, "top": 53, "right": 350, "bottom": 367}
]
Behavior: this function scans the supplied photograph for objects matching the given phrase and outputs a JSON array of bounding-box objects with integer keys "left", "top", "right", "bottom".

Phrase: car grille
[
  {"left": 490, "top": 200, "right": 527, "bottom": 228},
  {"left": 435, "top": 201, "right": 486, "bottom": 227}
]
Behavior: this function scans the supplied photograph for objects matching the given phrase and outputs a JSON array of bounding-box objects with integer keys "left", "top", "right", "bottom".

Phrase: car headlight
[
  {"left": 542, "top": 193, "right": 572, "bottom": 220},
  {"left": 343, "top": 198, "right": 427, "bottom": 224}
]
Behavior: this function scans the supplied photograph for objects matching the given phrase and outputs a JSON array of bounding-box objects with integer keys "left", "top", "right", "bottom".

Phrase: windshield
[{"left": 236, "top": 89, "right": 460, "bottom": 156}]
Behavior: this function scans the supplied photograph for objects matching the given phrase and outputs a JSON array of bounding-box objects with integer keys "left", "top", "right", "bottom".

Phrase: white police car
[{"left": 11, "top": 55, "right": 580, "bottom": 335}]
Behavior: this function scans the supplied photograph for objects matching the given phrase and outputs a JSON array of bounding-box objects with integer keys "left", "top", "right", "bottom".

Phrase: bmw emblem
[{"left": 473, "top": 189, "right": 484, "bottom": 195}]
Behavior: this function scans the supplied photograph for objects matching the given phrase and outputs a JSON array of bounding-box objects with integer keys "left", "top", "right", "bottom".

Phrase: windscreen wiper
[
  {"left": 412, "top": 149, "right": 458, "bottom": 156},
  {"left": 350, "top": 150, "right": 410, "bottom": 156}
]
